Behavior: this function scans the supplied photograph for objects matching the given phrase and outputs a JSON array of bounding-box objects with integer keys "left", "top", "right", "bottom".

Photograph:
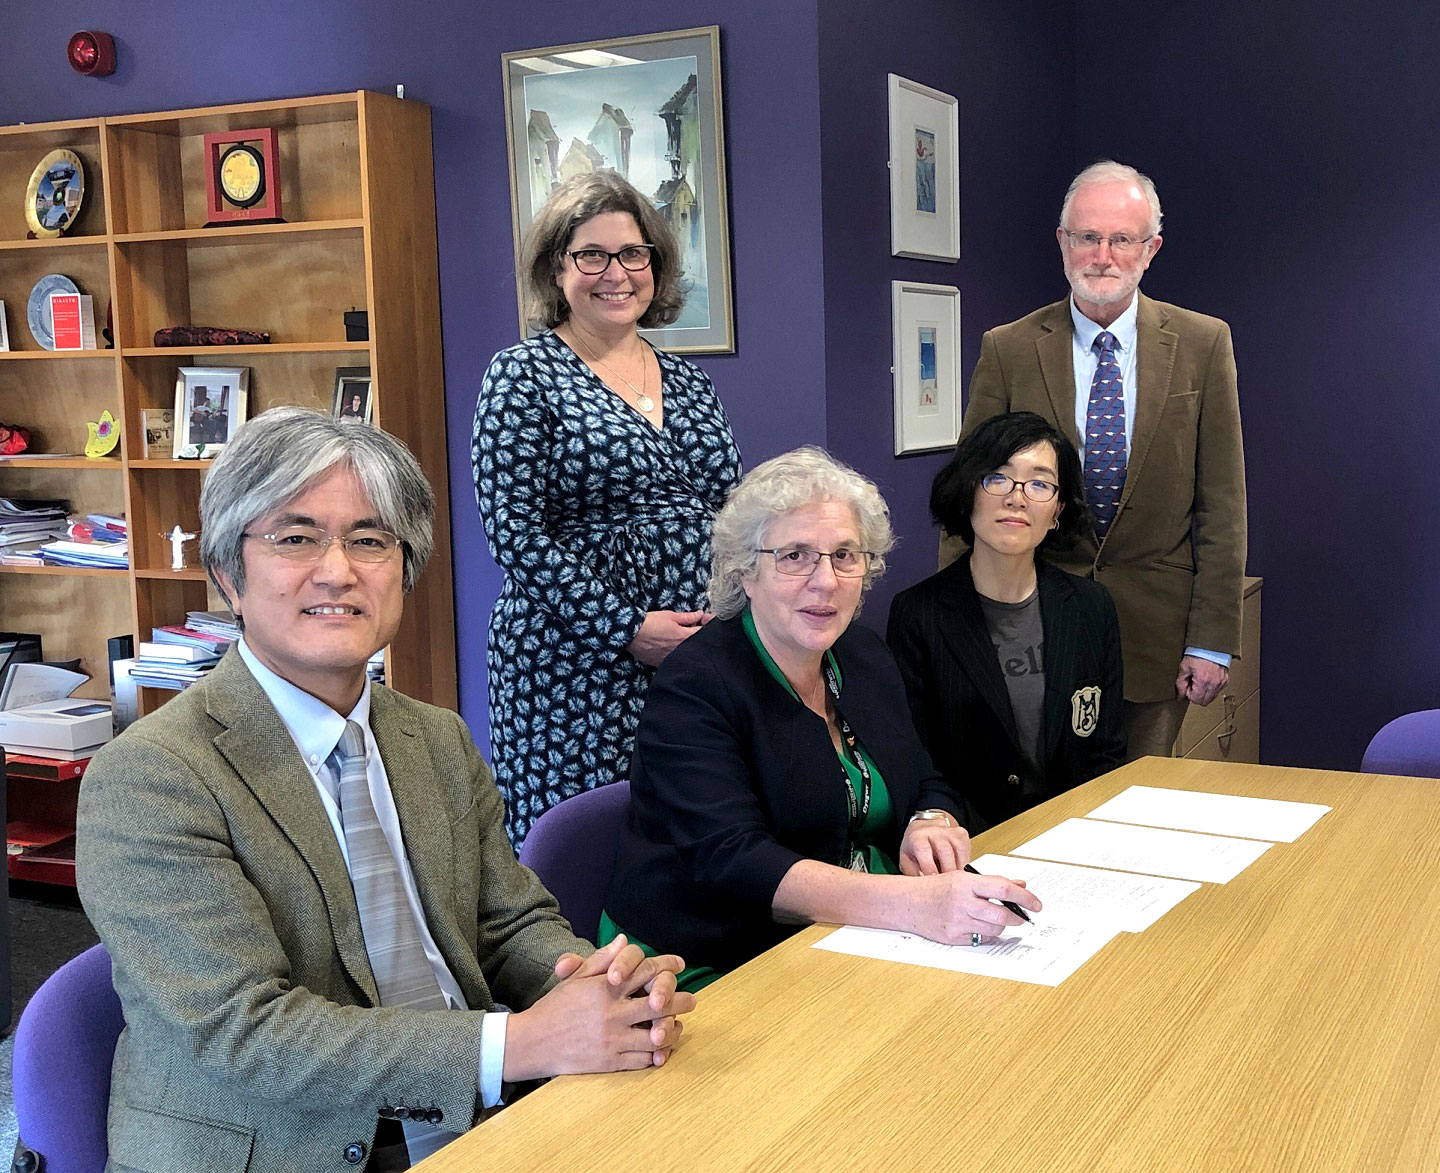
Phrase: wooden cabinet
[
  {"left": 1176, "top": 576, "right": 1262, "bottom": 762},
  {"left": 0, "top": 92, "right": 455, "bottom": 731}
]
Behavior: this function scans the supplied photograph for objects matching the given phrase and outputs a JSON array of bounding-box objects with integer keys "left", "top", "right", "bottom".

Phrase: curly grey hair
[
  {"left": 200, "top": 407, "right": 435, "bottom": 615},
  {"left": 708, "top": 446, "right": 895, "bottom": 620}
]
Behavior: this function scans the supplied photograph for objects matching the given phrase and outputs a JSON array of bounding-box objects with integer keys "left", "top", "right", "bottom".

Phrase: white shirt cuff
[
  {"left": 478, "top": 1011, "right": 509, "bottom": 1109},
  {"left": 1183, "top": 647, "right": 1232, "bottom": 668}
]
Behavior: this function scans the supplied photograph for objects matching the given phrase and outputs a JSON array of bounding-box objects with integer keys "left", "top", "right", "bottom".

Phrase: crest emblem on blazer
[{"left": 1071, "top": 686, "right": 1101, "bottom": 737}]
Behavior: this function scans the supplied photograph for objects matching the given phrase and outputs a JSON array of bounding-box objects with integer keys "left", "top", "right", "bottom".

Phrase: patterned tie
[
  {"left": 1084, "top": 330, "right": 1128, "bottom": 539},
  {"left": 332, "top": 721, "right": 452, "bottom": 1162}
]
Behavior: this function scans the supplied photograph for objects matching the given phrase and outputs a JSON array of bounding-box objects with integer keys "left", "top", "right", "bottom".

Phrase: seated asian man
[{"left": 76, "top": 407, "right": 694, "bottom": 1173}]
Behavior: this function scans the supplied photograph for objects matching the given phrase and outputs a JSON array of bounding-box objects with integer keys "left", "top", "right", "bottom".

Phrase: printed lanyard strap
[{"left": 823, "top": 658, "right": 870, "bottom": 836}]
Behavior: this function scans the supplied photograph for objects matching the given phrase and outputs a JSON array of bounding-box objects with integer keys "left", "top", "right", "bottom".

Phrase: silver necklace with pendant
[{"left": 571, "top": 329, "right": 655, "bottom": 412}]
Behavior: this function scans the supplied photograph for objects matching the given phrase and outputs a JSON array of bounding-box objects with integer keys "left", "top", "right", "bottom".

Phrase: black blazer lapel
[
  {"left": 205, "top": 651, "right": 380, "bottom": 1005},
  {"left": 935, "top": 557, "right": 1023, "bottom": 750}
]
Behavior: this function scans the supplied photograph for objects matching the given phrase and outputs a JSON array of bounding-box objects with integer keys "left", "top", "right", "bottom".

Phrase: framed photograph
[
  {"left": 140, "top": 408, "right": 174, "bottom": 459},
  {"left": 173, "top": 367, "right": 249, "bottom": 458},
  {"left": 0, "top": 300, "right": 8, "bottom": 351},
  {"left": 502, "top": 25, "right": 735, "bottom": 354},
  {"left": 332, "top": 367, "right": 373, "bottom": 423},
  {"left": 892, "top": 281, "right": 961, "bottom": 455},
  {"left": 887, "top": 75, "right": 960, "bottom": 262}
]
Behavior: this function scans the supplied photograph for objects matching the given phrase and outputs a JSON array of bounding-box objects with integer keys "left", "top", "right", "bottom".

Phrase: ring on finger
[{"left": 970, "top": 932, "right": 982, "bottom": 947}]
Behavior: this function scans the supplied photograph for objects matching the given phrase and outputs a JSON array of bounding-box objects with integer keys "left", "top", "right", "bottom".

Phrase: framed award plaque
[{"left": 202, "top": 127, "right": 284, "bottom": 226}]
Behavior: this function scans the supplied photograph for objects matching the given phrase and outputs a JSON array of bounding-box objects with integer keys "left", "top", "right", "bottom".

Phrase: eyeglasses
[
  {"left": 980, "top": 473, "right": 1060, "bottom": 502},
  {"left": 565, "top": 245, "right": 655, "bottom": 275},
  {"left": 1060, "top": 229, "right": 1154, "bottom": 256},
  {"left": 755, "top": 546, "right": 874, "bottom": 578},
  {"left": 243, "top": 525, "right": 401, "bottom": 563}
]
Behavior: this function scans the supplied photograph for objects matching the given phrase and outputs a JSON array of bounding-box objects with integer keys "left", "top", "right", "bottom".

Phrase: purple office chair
[
  {"left": 518, "top": 781, "right": 631, "bottom": 940},
  {"left": 12, "top": 943, "right": 123, "bottom": 1173},
  {"left": 1362, "top": 709, "right": 1440, "bottom": 778}
]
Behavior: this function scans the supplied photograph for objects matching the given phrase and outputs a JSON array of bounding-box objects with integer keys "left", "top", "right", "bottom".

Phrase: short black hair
[{"left": 930, "top": 411, "right": 1089, "bottom": 549}]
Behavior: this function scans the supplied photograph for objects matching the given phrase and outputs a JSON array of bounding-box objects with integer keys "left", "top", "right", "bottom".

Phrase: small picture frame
[
  {"left": 173, "top": 367, "right": 249, "bottom": 458},
  {"left": 0, "top": 300, "right": 9, "bottom": 351},
  {"left": 140, "top": 408, "right": 174, "bottom": 459},
  {"left": 332, "top": 367, "right": 373, "bottom": 423},
  {"left": 892, "top": 281, "right": 961, "bottom": 455},
  {"left": 887, "top": 74, "right": 960, "bottom": 262}
]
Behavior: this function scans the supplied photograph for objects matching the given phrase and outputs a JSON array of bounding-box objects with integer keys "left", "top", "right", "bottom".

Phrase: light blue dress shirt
[
  {"left": 1067, "top": 296, "right": 1230, "bottom": 671},
  {"left": 236, "top": 639, "right": 507, "bottom": 1146}
]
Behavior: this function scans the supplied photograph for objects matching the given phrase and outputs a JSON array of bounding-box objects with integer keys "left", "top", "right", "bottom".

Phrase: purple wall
[
  {"left": 817, "top": 2, "right": 1077, "bottom": 629},
  {"left": 1073, "top": 2, "right": 1440, "bottom": 769},
  {"left": 0, "top": 1, "right": 832, "bottom": 752}
]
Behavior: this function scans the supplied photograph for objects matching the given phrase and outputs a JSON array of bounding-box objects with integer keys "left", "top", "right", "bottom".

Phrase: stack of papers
[
  {"left": 38, "top": 538, "right": 129, "bottom": 569},
  {"left": 185, "top": 611, "right": 241, "bottom": 640},
  {"left": 133, "top": 630, "right": 222, "bottom": 692},
  {"left": 0, "top": 497, "right": 70, "bottom": 558},
  {"left": 814, "top": 785, "right": 1332, "bottom": 987}
]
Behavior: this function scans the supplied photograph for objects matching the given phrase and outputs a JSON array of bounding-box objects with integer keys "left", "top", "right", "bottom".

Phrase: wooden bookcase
[{"left": 0, "top": 93, "right": 457, "bottom": 877}]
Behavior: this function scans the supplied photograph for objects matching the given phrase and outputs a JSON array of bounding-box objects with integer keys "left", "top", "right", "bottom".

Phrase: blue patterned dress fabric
[
  {"left": 473, "top": 331, "right": 741, "bottom": 846},
  {"left": 1083, "top": 329, "right": 1128, "bottom": 538}
]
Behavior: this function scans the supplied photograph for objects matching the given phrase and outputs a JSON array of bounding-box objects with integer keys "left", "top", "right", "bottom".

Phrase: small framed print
[
  {"left": 332, "top": 367, "right": 373, "bottom": 423},
  {"left": 173, "top": 367, "right": 249, "bottom": 458},
  {"left": 887, "top": 74, "right": 960, "bottom": 262},
  {"left": 892, "top": 281, "right": 961, "bottom": 455},
  {"left": 0, "top": 301, "right": 9, "bottom": 351},
  {"left": 141, "top": 408, "right": 174, "bottom": 459}
]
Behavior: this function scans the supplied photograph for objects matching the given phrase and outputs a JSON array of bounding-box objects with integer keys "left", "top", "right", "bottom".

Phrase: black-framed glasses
[
  {"left": 1060, "top": 229, "right": 1154, "bottom": 255},
  {"left": 565, "top": 245, "right": 655, "bottom": 275},
  {"left": 755, "top": 546, "right": 874, "bottom": 578},
  {"left": 980, "top": 473, "right": 1060, "bottom": 502},
  {"left": 243, "top": 525, "right": 401, "bottom": 564}
]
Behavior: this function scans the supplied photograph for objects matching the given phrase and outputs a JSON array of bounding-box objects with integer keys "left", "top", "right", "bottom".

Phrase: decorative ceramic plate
[
  {"left": 26, "top": 274, "right": 80, "bottom": 350},
  {"left": 25, "top": 149, "right": 86, "bottom": 238}
]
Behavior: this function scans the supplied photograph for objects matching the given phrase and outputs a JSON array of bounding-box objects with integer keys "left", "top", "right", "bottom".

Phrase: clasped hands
[
  {"left": 897, "top": 815, "right": 1040, "bottom": 945},
  {"left": 502, "top": 934, "right": 695, "bottom": 1082}
]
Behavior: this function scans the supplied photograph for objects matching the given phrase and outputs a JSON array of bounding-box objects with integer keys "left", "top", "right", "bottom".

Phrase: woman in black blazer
[
  {"left": 602, "top": 448, "right": 1038, "bottom": 987},
  {"left": 888, "top": 413, "right": 1126, "bottom": 834}
]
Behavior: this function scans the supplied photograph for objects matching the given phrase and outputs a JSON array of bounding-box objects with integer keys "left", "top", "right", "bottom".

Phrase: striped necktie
[
  {"left": 332, "top": 721, "right": 453, "bottom": 1163},
  {"left": 1083, "top": 329, "right": 1128, "bottom": 539}
]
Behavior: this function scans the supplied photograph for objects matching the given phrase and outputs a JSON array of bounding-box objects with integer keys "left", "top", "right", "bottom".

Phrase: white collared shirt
[{"left": 236, "top": 639, "right": 508, "bottom": 1123}]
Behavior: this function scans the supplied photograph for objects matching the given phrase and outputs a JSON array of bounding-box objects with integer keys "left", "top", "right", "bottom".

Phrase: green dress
[{"left": 598, "top": 607, "right": 898, "bottom": 991}]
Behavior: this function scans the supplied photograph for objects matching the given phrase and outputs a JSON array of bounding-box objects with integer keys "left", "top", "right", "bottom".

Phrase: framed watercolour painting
[
  {"left": 502, "top": 26, "right": 735, "bottom": 354},
  {"left": 887, "top": 75, "right": 960, "bottom": 262},
  {"left": 173, "top": 367, "right": 249, "bottom": 458},
  {"left": 892, "top": 281, "right": 961, "bottom": 455},
  {"left": 332, "top": 367, "right": 373, "bottom": 423}
]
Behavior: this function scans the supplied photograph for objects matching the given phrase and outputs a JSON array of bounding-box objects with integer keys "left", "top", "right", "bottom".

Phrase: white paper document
[
  {"left": 813, "top": 921, "right": 1118, "bottom": 987},
  {"left": 0, "top": 663, "right": 87, "bottom": 710},
  {"left": 970, "top": 853, "right": 1200, "bottom": 932},
  {"left": 1011, "top": 817, "right": 1272, "bottom": 883},
  {"left": 1085, "top": 785, "right": 1330, "bottom": 843}
]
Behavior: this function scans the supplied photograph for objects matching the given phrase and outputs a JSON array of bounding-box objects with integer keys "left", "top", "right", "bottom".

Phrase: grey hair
[
  {"left": 520, "top": 169, "right": 687, "bottom": 330},
  {"left": 200, "top": 407, "right": 435, "bottom": 610},
  {"left": 1060, "top": 159, "right": 1163, "bottom": 237},
  {"left": 708, "top": 446, "right": 895, "bottom": 621}
]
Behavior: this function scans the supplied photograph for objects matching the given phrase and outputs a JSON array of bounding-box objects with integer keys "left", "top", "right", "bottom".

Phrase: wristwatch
[{"left": 907, "top": 808, "right": 956, "bottom": 827}]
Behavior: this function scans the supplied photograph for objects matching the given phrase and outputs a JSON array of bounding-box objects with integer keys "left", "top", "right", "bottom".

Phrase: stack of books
[
  {"left": 0, "top": 497, "right": 70, "bottom": 565},
  {"left": 38, "top": 537, "right": 129, "bottom": 569},
  {"left": 185, "top": 610, "right": 241, "bottom": 641},
  {"left": 132, "top": 633, "right": 223, "bottom": 691}
]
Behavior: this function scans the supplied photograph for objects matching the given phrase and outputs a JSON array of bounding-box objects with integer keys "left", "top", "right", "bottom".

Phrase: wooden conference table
[{"left": 418, "top": 758, "right": 1440, "bottom": 1171}]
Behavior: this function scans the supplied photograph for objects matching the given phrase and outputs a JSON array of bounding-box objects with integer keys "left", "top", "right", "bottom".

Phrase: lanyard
[{"left": 823, "top": 657, "right": 871, "bottom": 838}]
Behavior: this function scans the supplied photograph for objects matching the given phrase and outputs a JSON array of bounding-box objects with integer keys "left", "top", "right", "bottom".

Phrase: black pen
[{"left": 964, "top": 862, "right": 1033, "bottom": 923}]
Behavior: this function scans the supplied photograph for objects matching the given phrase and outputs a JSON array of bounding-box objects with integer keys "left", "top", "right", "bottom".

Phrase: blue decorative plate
[
  {"left": 25, "top": 149, "right": 85, "bottom": 238},
  {"left": 27, "top": 274, "right": 80, "bottom": 351}
]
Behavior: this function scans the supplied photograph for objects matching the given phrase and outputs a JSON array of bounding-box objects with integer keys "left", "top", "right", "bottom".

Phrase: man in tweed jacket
[{"left": 77, "top": 408, "right": 692, "bottom": 1172}]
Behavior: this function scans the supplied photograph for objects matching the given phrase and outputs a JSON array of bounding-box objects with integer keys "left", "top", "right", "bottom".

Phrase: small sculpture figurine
[
  {"left": 85, "top": 410, "right": 119, "bottom": 459},
  {"left": 166, "top": 525, "right": 196, "bottom": 570}
]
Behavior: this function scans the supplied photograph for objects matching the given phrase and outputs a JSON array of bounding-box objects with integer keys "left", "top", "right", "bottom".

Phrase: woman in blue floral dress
[{"left": 474, "top": 171, "right": 741, "bottom": 846}]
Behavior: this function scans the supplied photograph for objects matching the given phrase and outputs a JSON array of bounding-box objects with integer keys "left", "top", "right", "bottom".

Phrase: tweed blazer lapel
[
  {"left": 368, "top": 688, "right": 469, "bottom": 981},
  {"left": 1120, "top": 293, "right": 1179, "bottom": 514},
  {"left": 1034, "top": 300, "right": 1082, "bottom": 452},
  {"left": 204, "top": 651, "right": 379, "bottom": 1005},
  {"left": 935, "top": 557, "right": 1022, "bottom": 749}
]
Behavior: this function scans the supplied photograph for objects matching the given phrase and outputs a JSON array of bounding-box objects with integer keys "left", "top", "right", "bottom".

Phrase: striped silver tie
[{"left": 333, "top": 721, "right": 453, "bottom": 1164}]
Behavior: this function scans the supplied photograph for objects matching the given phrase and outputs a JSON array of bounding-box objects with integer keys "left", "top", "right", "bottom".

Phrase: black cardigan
[
  {"left": 886, "top": 554, "right": 1126, "bottom": 834},
  {"left": 604, "top": 614, "right": 961, "bottom": 973}
]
